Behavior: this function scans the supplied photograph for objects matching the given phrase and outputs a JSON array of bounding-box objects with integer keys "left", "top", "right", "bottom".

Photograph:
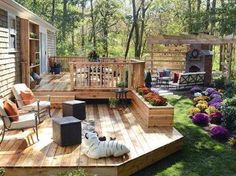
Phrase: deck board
[{"left": 0, "top": 105, "right": 183, "bottom": 176}]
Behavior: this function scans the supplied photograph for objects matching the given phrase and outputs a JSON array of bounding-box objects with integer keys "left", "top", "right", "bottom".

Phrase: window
[{"left": 8, "top": 13, "right": 17, "bottom": 50}]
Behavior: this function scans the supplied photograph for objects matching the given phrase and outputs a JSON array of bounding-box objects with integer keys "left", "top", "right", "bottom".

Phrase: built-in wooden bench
[{"left": 169, "top": 71, "right": 205, "bottom": 88}]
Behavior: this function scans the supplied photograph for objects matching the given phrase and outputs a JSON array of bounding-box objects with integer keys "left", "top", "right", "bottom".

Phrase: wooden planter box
[{"left": 131, "top": 90, "right": 174, "bottom": 127}]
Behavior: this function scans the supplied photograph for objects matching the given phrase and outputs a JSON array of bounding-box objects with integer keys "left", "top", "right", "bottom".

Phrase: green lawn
[{"left": 134, "top": 94, "right": 236, "bottom": 176}]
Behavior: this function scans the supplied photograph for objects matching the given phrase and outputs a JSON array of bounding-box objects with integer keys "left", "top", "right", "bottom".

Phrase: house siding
[
  {"left": 0, "top": 8, "right": 21, "bottom": 98},
  {"left": 47, "top": 30, "right": 56, "bottom": 57}
]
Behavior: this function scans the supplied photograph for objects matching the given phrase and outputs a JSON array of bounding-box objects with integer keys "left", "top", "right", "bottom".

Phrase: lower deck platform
[{"left": 0, "top": 105, "right": 183, "bottom": 176}]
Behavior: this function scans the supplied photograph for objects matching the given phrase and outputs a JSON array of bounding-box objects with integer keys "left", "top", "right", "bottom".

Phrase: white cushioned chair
[
  {"left": 0, "top": 98, "right": 43, "bottom": 143},
  {"left": 12, "top": 83, "right": 51, "bottom": 117}
]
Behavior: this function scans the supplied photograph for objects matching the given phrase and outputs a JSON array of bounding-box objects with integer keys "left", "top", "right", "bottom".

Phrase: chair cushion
[
  {"left": 22, "top": 101, "right": 51, "bottom": 111},
  {"left": 4, "top": 99, "right": 19, "bottom": 121},
  {"left": 10, "top": 112, "right": 36, "bottom": 129},
  {"left": 173, "top": 73, "right": 179, "bottom": 83},
  {"left": 12, "top": 83, "right": 29, "bottom": 108},
  {"left": 20, "top": 89, "right": 35, "bottom": 105}
]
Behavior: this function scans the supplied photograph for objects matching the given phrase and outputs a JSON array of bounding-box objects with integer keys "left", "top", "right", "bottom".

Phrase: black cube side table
[
  {"left": 62, "top": 100, "right": 86, "bottom": 120},
  {"left": 52, "top": 116, "right": 81, "bottom": 146}
]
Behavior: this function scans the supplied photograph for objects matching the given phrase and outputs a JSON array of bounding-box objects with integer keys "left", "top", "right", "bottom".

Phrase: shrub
[
  {"left": 222, "top": 106, "right": 236, "bottom": 131},
  {"left": 150, "top": 96, "right": 167, "bottom": 106},
  {"left": 210, "top": 112, "right": 223, "bottom": 125},
  {"left": 0, "top": 168, "right": 5, "bottom": 176},
  {"left": 210, "top": 126, "right": 229, "bottom": 141},
  {"left": 57, "top": 169, "right": 93, "bottom": 176},
  {"left": 225, "top": 97, "right": 236, "bottom": 107},
  {"left": 192, "top": 113, "right": 209, "bottom": 126},
  {"left": 213, "top": 77, "right": 225, "bottom": 89}
]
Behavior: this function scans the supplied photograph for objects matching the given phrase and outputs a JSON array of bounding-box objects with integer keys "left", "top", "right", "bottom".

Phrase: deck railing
[
  {"left": 68, "top": 59, "right": 145, "bottom": 90},
  {"left": 49, "top": 56, "right": 128, "bottom": 72}
]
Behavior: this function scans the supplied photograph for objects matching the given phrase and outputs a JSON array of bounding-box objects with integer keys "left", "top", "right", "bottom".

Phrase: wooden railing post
[
  {"left": 69, "top": 62, "right": 75, "bottom": 90},
  {"left": 128, "top": 63, "right": 133, "bottom": 89}
]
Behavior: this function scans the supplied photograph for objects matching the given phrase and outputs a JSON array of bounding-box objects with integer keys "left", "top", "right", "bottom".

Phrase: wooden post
[
  {"left": 128, "top": 63, "right": 133, "bottom": 89},
  {"left": 69, "top": 63, "right": 75, "bottom": 90},
  {"left": 151, "top": 44, "right": 154, "bottom": 74}
]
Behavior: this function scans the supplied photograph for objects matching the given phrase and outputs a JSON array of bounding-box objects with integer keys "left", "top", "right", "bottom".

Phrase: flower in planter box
[
  {"left": 210, "top": 126, "right": 229, "bottom": 141},
  {"left": 150, "top": 96, "right": 167, "bottom": 106},
  {"left": 192, "top": 113, "right": 209, "bottom": 126},
  {"left": 210, "top": 102, "right": 222, "bottom": 110},
  {"left": 144, "top": 92, "right": 156, "bottom": 102},
  {"left": 210, "top": 112, "right": 223, "bottom": 125},
  {"left": 137, "top": 87, "right": 151, "bottom": 95}
]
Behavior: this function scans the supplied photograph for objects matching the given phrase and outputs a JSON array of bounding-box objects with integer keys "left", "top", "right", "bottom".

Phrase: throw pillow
[
  {"left": 173, "top": 73, "right": 179, "bottom": 83},
  {"left": 4, "top": 99, "right": 19, "bottom": 121},
  {"left": 20, "top": 89, "right": 35, "bottom": 105}
]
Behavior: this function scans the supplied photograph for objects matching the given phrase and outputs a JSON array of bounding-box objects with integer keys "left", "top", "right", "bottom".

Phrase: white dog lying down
[{"left": 83, "top": 132, "right": 130, "bottom": 159}]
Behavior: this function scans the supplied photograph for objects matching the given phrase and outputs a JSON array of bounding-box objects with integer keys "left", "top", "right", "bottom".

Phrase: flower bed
[
  {"left": 188, "top": 86, "right": 236, "bottom": 146},
  {"left": 132, "top": 86, "right": 174, "bottom": 127}
]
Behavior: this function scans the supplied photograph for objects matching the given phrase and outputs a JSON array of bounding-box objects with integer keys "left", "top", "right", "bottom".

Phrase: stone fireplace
[{"left": 185, "top": 44, "right": 213, "bottom": 85}]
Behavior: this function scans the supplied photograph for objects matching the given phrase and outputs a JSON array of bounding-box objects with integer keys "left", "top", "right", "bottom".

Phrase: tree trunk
[
  {"left": 187, "top": 0, "right": 192, "bottom": 32},
  {"left": 210, "top": 0, "right": 217, "bottom": 34},
  {"left": 51, "top": 0, "right": 55, "bottom": 24},
  {"left": 81, "top": 1, "right": 85, "bottom": 49},
  {"left": 124, "top": 23, "right": 135, "bottom": 59},
  {"left": 137, "top": 0, "right": 145, "bottom": 58},
  {"left": 90, "top": 0, "right": 96, "bottom": 48},
  {"left": 132, "top": 0, "right": 140, "bottom": 58},
  {"left": 197, "top": 0, "right": 201, "bottom": 12},
  {"left": 62, "top": 0, "right": 68, "bottom": 40},
  {"left": 205, "top": 0, "right": 210, "bottom": 31}
]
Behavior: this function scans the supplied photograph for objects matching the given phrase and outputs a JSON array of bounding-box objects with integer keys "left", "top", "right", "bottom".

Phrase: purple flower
[
  {"left": 192, "top": 113, "right": 209, "bottom": 126},
  {"left": 210, "top": 93, "right": 222, "bottom": 100},
  {"left": 205, "top": 88, "right": 217, "bottom": 95},
  {"left": 210, "top": 112, "right": 223, "bottom": 125},
  {"left": 210, "top": 102, "right": 222, "bottom": 110},
  {"left": 209, "top": 97, "right": 223, "bottom": 105},
  {"left": 190, "top": 86, "right": 202, "bottom": 93},
  {"left": 210, "top": 126, "right": 229, "bottom": 140}
]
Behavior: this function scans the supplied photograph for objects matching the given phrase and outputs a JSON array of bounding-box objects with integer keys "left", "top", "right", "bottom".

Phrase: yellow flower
[
  {"left": 193, "top": 96, "right": 209, "bottom": 102},
  {"left": 206, "top": 106, "right": 219, "bottom": 114},
  {"left": 196, "top": 103, "right": 208, "bottom": 111},
  {"left": 188, "top": 107, "right": 201, "bottom": 115},
  {"left": 198, "top": 100, "right": 208, "bottom": 105}
]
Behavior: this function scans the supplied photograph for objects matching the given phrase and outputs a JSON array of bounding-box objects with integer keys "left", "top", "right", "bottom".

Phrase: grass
[{"left": 134, "top": 94, "right": 236, "bottom": 176}]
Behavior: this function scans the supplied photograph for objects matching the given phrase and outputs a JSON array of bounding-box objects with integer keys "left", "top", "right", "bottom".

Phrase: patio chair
[
  {"left": 0, "top": 98, "right": 42, "bottom": 143},
  {"left": 12, "top": 83, "right": 51, "bottom": 117}
]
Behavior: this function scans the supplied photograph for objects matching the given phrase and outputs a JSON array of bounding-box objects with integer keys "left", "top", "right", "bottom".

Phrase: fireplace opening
[{"left": 189, "top": 65, "right": 200, "bottom": 72}]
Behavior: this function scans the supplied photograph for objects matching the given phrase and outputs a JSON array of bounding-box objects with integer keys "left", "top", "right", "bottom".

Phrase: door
[{"left": 40, "top": 33, "right": 47, "bottom": 74}]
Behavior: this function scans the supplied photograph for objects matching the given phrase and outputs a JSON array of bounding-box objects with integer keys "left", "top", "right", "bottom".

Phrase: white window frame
[{"left": 8, "top": 12, "right": 17, "bottom": 52}]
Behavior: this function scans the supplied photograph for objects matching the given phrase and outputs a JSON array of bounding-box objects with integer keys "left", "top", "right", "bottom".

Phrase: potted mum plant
[
  {"left": 109, "top": 98, "right": 119, "bottom": 108},
  {"left": 116, "top": 81, "right": 126, "bottom": 91}
]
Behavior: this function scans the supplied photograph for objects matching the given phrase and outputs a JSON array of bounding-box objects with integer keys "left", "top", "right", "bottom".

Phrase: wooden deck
[{"left": 0, "top": 105, "right": 183, "bottom": 176}]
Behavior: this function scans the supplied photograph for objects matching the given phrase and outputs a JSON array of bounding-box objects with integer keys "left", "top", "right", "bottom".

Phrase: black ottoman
[
  {"left": 52, "top": 116, "right": 81, "bottom": 146},
  {"left": 62, "top": 100, "right": 86, "bottom": 120}
]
